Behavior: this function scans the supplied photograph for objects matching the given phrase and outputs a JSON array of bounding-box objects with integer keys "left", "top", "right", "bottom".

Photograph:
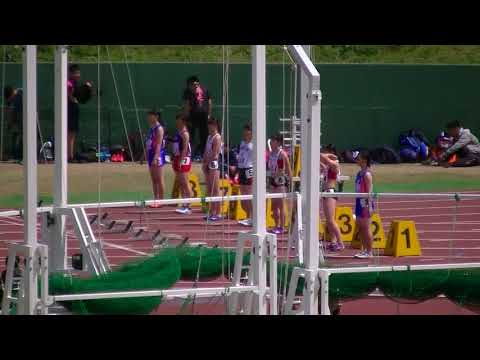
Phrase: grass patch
[
  {"left": 1, "top": 163, "right": 479, "bottom": 210},
  {"left": 3, "top": 45, "right": 480, "bottom": 64}
]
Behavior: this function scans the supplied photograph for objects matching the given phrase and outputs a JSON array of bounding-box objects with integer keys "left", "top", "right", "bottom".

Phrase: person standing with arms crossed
[
  {"left": 182, "top": 76, "right": 212, "bottom": 162},
  {"left": 67, "top": 64, "right": 93, "bottom": 162}
]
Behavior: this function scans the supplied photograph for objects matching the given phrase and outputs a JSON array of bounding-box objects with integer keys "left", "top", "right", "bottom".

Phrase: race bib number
[
  {"left": 181, "top": 157, "right": 191, "bottom": 166},
  {"left": 274, "top": 176, "right": 286, "bottom": 186},
  {"left": 209, "top": 160, "right": 219, "bottom": 170}
]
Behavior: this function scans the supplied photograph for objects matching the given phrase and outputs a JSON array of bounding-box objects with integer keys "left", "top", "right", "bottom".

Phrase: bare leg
[
  {"left": 156, "top": 166, "right": 165, "bottom": 200},
  {"left": 358, "top": 218, "right": 373, "bottom": 254},
  {"left": 67, "top": 132, "right": 75, "bottom": 160},
  {"left": 209, "top": 170, "right": 220, "bottom": 217},
  {"left": 324, "top": 198, "right": 342, "bottom": 246},
  {"left": 178, "top": 172, "right": 192, "bottom": 208},
  {"left": 272, "top": 197, "right": 282, "bottom": 229},
  {"left": 149, "top": 168, "right": 159, "bottom": 200},
  {"left": 240, "top": 185, "right": 252, "bottom": 219}
]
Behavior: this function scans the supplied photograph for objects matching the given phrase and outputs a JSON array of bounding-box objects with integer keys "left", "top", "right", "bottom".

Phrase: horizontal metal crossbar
[
  {"left": 320, "top": 262, "right": 480, "bottom": 276},
  {"left": 1, "top": 191, "right": 479, "bottom": 218},
  {"left": 50, "top": 285, "right": 261, "bottom": 303}
]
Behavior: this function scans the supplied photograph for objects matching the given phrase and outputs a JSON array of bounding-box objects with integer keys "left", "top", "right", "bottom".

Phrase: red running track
[{"left": 1, "top": 194, "right": 479, "bottom": 315}]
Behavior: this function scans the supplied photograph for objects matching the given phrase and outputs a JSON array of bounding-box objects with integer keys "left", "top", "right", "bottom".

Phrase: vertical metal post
[
  {"left": 23, "top": 45, "right": 38, "bottom": 314},
  {"left": 252, "top": 45, "right": 267, "bottom": 315},
  {"left": 51, "top": 45, "right": 68, "bottom": 272},
  {"left": 287, "top": 45, "right": 322, "bottom": 315}
]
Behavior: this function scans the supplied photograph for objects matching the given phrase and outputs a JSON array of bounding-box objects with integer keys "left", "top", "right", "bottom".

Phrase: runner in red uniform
[{"left": 172, "top": 114, "right": 193, "bottom": 215}]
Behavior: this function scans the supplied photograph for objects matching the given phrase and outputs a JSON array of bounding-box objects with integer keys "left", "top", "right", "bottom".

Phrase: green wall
[{"left": 2, "top": 63, "right": 480, "bottom": 152}]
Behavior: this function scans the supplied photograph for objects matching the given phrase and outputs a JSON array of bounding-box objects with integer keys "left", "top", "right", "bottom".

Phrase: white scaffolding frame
[{"left": 5, "top": 45, "right": 480, "bottom": 315}]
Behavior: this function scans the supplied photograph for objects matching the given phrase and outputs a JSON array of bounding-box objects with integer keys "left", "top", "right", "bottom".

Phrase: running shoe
[
  {"left": 238, "top": 219, "right": 253, "bottom": 227},
  {"left": 327, "top": 242, "right": 344, "bottom": 252},
  {"left": 354, "top": 251, "right": 372, "bottom": 259},
  {"left": 176, "top": 207, "right": 192, "bottom": 215},
  {"left": 207, "top": 215, "right": 222, "bottom": 222},
  {"left": 268, "top": 227, "right": 284, "bottom": 235}
]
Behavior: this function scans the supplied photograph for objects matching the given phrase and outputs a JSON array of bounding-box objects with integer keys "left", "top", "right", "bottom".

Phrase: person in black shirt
[
  {"left": 3, "top": 86, "right": 23, "bottom": 161},
  {"left": 182, "top": 76, "right": 212, "bottom": 161},
  {"left": 67, "top": 64, "right": 81, "bottom": 162}
]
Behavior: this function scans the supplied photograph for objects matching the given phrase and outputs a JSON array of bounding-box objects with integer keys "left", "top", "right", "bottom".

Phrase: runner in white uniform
[
  {"left": 202, "top": 118, "right": 223, "bottom": 222},
  {"left": 267, "top": 133, "right": 292, "bottom": 235},
  {"left": 237, "top": 124, "right": 254, "bottom": 227}
]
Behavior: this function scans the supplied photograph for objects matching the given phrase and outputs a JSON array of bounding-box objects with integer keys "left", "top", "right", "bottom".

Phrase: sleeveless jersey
[
  {"left": 146, "top": 124, "right": 166, "bottom": 164},
  {"left": 238, "top": 141, "right": 253, "bottom": 169},
  {"left": 205, "top": 133, "right": 222, "bottom": 160},
  {"left": 268, "top": 149, "right": 286, "bottom": 175},
  {"left": 172, "top": 128, "right": 191, "bottom": 157}
]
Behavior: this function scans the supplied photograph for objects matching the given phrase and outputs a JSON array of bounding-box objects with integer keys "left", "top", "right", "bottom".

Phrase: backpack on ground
[
  {"left": 399, "top": 130, "right": 429, "bottom": 163},
  {"left": 111, "top": 145, "right": 125, "bottom": 163},
  {"left": 370, "top": 145, "right": 401, "bottom": 164}
]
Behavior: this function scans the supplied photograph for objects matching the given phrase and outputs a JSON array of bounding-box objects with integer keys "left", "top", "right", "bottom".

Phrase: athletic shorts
[
  {"left": 355, "top": 198, "right": 374, "bottom": 219},
  {"left": 322, "top": 188, "right": 338, "bottom": 201},
  {"left": 268, "top": 176, "right": 289, "bottom": 189},
  {"left": 173, "top": 156, "right": 192, "bottom": 173},
  {"left": 239, "top": 167, "right": 254, "bottom": 186},
  {"left": 147, "top": 151, "right": 166, "bottom": 168}
]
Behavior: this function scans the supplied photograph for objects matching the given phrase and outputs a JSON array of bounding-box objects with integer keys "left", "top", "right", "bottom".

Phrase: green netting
[
  {"left": 275, "top": 262, "right": 305, "bottom": 296},
  {"left": 175, "top": 247, "right": 244, "bottom": 280},
  {"left": 445, "top": 269, "right": 480, "bottom": 309},
  {"left": 378, "top": 270, "right": 451, "bottom": 302},
  {"left": 330, "top": 272, "right": 379, "bottom": 301},
  {"left": 50, "top": 248, "right": 181, "bottom": 315},
  {"left": 44, "top": 246, "right": 480, "bottom": 315}
]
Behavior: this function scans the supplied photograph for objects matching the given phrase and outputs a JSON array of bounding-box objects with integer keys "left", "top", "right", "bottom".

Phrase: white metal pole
[
  {"left": 23, "top": 45, "right": 38, "bottom": 314},
  {"left": 252, "top": 45, "right": 267, "bottom": 315},
  {"left": 51, "top": 45, "right": 68, "bottom": 271},
  {"left": 23, "top": 45, "right": 38, "bottom": 247},
  {"left": 298, "top": 45, "right": 325, "bottom": 265},
  {"left": 287, "top": 45, "right": 322, "bottom": 315}
]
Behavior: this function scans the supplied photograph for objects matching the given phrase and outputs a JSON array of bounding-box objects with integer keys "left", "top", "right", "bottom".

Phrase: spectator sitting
[
  {"left": 440, "top": 121, "right": 480, "bottom": 167},
  {"left": 425, "top": 132, "right": 457, "bottom": 166}
]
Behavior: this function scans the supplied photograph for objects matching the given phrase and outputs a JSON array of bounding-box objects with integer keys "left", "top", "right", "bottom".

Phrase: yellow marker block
[
  {"left": 293, "top": 145, "right": 301, "bottom": 178},
  {"left": 351, "top": 213, "right": 386, "bottom": 250},
  {"left": 172, "top": 174, "right": 203, "bottom": 207},
  {"left": 384, "top": 220, "right": 421, "bottom": 257},
  {"left": 267, "top": 198, "right": 291, "bottom": 229},
  {"left": 218, "top": 179, "right": 232, "bottom": 216},
  {"left": 230, "top": 185, "right": 248, "bottom": 221},
  {"left": 335, "top": 207, "right": 356, "bottom": 242}
]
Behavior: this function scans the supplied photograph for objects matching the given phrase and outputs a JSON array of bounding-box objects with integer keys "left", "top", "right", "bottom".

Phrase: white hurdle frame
[{"left": 317, "top": 263, "right": 480, "bottom": 315}]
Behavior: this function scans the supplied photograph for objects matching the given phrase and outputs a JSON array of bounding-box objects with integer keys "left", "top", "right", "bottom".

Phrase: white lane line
[
  {"left": 419, "top": 230, "right": 480, "bottom": 233},
  {"left": 0, "top": 214, "right": 150, "bottom": 258},
  {"left": 102, "top": 241, "right": 150, "bottom": 257},
  {"left": 379, "top": 205, "right": 480, "bottom": 212},
  {"left": 381, "top": 212, "right": 480, "bottom": 219}
]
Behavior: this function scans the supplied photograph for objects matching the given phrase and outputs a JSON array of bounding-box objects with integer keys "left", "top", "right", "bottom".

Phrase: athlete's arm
[
  {"left": 283, "top": 151, "right": 293, "bottom": 179},
  {"left": 364, "top": 172, "right": 373, "bottom": 194},
  {"left": 210, "top": 135, "right": 221, "bottom": 163},
  {"left": 180, "top": 131, "right": 189, "bottom": 160},
  {"left": 155, "top": 127, "right": 164, "bottom": 159}
]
